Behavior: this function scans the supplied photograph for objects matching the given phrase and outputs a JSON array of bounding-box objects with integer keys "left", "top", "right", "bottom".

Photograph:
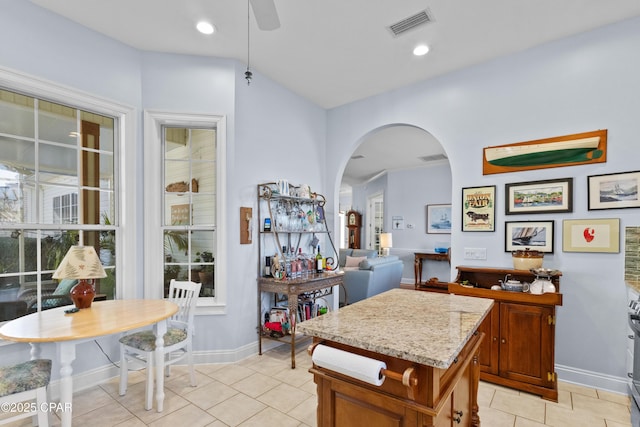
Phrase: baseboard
[
  {"left": 556, "top": 363, "right": 629, "bottom": 395},
  {"left": 45, "top": 344, "right": 630, "bottom": 400},
  {"left": 47, "top": 340, "right": 267, "bottom": 400}
]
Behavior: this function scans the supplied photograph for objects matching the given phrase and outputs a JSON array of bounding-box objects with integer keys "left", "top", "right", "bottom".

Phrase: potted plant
[
  {"left": 164, "top": 264, "right": 181, "bottom": 295},
  {"left": 196, "top": 251, "right": 214, "bottom": 289},
  {"left": 100, "top": 213, "right": 115, "bottom": 265}
]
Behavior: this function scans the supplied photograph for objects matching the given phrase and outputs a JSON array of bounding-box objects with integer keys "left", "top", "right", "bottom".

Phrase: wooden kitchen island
[{"left": 297, "top": 288, "right": 493, "bottom": 427}]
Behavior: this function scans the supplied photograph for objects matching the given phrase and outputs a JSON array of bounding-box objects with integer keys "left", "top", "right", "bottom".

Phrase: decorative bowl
[{"left": 512, "top": 249, "right": 543, "bottom": 270}]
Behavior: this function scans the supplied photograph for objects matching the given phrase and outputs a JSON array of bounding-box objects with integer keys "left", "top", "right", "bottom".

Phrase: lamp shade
[
  {"left": 53, "top": 246, "right": 107, "bottom": 280},
  {"left": 379, "top": 233, "right": 393, "bottom": 249},
  {"left": 379, "top": 233, "right": 393, "bottom": 257},
  {"left": 52, "top": 246, "right": 106, "bottom": 309}
]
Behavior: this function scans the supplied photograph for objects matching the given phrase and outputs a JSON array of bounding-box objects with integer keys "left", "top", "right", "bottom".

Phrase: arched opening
[{"left": 338, "top": 123, "right": 452, "bottom": 286}]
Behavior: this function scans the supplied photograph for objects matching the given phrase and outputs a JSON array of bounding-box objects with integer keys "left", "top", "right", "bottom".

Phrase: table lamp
[
  {"left": 52, "top": 245, "right": 107, "bottom": 309},
  {"left": 379, "top": 232, "right": 393, "bottom": 257}
]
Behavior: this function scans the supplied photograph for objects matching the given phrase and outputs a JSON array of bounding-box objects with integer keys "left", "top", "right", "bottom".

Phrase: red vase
[{"left": 70, "top": 279, "right": 96, "bottom": 309}]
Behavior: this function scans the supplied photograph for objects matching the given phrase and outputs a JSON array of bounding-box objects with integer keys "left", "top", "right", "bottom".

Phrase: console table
[{"left": 414, "top": 251, "right": 449, "bottom": 290}]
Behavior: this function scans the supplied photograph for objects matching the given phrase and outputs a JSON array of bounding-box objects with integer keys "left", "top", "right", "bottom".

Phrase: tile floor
[{"left": 2, "top": 341, "right": 633, "bottom": 426}]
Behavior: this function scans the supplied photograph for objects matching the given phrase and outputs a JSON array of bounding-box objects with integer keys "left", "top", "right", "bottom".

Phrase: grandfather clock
[{"left": 346, "top": 210, "right": 362, "bottom": 249}]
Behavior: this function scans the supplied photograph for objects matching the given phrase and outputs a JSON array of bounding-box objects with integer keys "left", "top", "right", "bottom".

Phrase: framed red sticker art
[{"left": 562, "top": 218, "right": 619, "bottom": 253}]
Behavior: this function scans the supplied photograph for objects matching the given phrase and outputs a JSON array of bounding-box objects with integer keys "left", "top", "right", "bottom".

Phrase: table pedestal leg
[
  {"left": 414, "top": 256, "right": 422, "bottom": 287},
  {"left": 29, "top": 343, "right": 42, "bottom": 360},
  {"left": 58, "top": 342, "right": 76, "bottom": 427},
  {"left": 155, "top": 320, "right": 167, "bottom": 412}
]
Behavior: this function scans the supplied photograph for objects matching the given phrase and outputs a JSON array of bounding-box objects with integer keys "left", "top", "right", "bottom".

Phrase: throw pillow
[
  {"left": 53, "top": 279, "right": 78, "bottom": 295},
  {"left": 345, "top": 256, "right": 367, "bottom": 268}
]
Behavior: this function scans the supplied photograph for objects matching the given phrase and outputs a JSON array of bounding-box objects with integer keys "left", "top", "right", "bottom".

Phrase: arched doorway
[{"left": 339, "top": 124, "right": 451, "bottom": 284}]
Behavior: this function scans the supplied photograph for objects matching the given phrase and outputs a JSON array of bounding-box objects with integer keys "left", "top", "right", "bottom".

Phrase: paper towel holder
[{"left": 307, "top": 342, "right": 419, "bottom": 399}]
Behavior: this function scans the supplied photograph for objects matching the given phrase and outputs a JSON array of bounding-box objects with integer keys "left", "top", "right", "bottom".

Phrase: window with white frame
[
  {"left": 163, "top": 127, "right": 216, "bottom": 298},
  {"left": 52, "top": 193, "right": 78, "bottom": 224},
  {"left": 144, "top": 111, "right": 226, "bottom": 312},
  {"left": 0, "top": 88, "right": 118, "bottom": 320}
]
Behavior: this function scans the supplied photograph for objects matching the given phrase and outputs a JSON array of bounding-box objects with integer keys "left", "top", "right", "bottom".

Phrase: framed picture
[
  {"left": 562, "top": 218, "right": 620, "bottom": 253},
  {"left": 462, "top": 186, "right": 496, "bottom": 232},
  {"left": 427, "top": 204, "right": 452, "bottom": 234},
  {"left": 392, "top": 216, "right": 404, "bottom": 230},
  {"left": 505, "top": 220, "right": 554, "bottom": 253},
  {"left": 588, "top": 170, "right": 640, "bottom": 210},
  {"left": 483, "top": 129, "right": 607, "bottom": 175},
  {"left": 170, "top": 204, "right": 191, "bottom": 225},
  {"left": 505, "top": 178, "right": 573, "bottom": 215}
]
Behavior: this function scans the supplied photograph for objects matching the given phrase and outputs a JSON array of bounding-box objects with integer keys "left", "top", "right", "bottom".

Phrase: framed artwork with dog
[{"left": 462, "top": 185, "right": 496, "bottom": 232}]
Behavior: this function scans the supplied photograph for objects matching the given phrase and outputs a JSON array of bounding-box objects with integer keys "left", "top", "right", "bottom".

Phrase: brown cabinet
[
  {"left": 311, "top": 332, "right": 483, "bottom": 427},
  {"left": 449, "top": 266, "right": 562, "bottom": 401}
]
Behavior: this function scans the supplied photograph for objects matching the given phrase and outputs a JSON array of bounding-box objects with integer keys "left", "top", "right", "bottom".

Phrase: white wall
[
  {"left": 326, "top": 17, "right": 640, "bottom": 392},
  {"left": 387, "top": 163, "right": 452, "bottom": 283},
  {"left": 350, "top": 163, "right": 453, "bottom": 283}
]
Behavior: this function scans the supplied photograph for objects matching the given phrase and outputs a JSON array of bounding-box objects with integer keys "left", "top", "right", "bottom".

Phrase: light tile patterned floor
[{"left": 2, "top": 342, "right": 632, "bottom": 426}]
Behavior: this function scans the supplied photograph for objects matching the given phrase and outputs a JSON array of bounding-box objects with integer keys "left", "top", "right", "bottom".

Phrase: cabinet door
[
  {"left": 477, "top": 303, "right": 500, "bottom": 375},
  {"left": 319, "top": 378, "right": 419, "bottom": 427},
  {"left": 433, "top": 358, "right": 473, "bottom": 427},
  {"left": 452, "top": 360, "right": 472, "bottom": 427},
  {"left": 499, "top": 302, "right": 554, "bottom": 387},
  {"left": 433, "top": 392, "right": 453, "bottom": 427}
]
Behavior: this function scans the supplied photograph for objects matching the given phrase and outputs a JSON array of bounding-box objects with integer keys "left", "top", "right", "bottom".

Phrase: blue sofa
[{"left": 338, "top": 249, "right": 403, "bottom": 305}]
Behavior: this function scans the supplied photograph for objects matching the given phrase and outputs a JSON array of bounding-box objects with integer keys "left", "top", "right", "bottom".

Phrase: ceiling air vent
[
  {"left": 419, "top": 154, "right": 447, "bottom": 162},
  {"left": 388, "top": 9, "right": 434, "bottom": 37}
]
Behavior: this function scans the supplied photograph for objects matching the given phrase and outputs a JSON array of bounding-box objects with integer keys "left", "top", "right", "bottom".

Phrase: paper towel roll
[{"left": 312, "top": 344, "right": 387, "bottom": 386}]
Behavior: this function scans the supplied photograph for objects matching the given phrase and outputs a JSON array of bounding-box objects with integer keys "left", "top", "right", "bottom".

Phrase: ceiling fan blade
[{"left": 249, "top": 0, "right": 281, "bottom": 31}]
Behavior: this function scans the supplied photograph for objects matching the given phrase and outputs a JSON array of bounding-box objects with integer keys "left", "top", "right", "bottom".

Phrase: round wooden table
[{"left": 0, "top": 299, "right": 178, "bottom": 427}]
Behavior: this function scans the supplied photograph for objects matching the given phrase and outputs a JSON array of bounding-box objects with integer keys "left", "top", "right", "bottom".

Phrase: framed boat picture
[
  {"left": 588, "top": 170, "right": 640, "bottom": 210},
  {"left": 505, "top": 220, "right": 554, "bottom": 253},
  {"left": 483, "top": 129, "right": 607, "bottom": 175},
  {"left": 505, "top": 178, "right": 573, "bottom": 215},
  {"left": 462, "top": 186, "right": 495, "bottom": 232},
  {"left": 427, "top": 204, "right": 452, "bottom": 234}
]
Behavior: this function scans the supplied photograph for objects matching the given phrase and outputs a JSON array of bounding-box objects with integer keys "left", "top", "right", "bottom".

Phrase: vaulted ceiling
[{"left": 28, "top": 1, "right": 640, "bottom": 183}]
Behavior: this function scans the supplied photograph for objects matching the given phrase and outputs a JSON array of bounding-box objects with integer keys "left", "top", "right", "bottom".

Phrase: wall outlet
[
  {"left": 406, "top": 223, "right": 414, "bottom": 229},
  {"left": 464, "top": 247, "right": 487, "bottom": 260}
]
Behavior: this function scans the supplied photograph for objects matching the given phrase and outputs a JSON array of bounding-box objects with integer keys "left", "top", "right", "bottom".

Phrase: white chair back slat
[{"left": 168, "top": 280, "right": 200, "bottom": 334}]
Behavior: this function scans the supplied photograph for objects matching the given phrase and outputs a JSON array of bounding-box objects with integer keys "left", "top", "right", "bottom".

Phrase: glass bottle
[{"left": 316, "top": 245, "right": 323, "bottom": 273}]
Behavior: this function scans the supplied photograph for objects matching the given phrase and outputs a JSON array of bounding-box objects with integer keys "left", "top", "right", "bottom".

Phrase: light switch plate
[{"left": 464, "top": 247, "right": 487, "bottom": 260}]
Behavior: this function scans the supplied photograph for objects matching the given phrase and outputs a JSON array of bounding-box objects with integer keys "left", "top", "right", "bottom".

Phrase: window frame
[
  {"left": 0, "top": 66, "right": 137, "bottom": 306},
  {"left": 143, "top": 110, "right": 227, "bottom": 314}
]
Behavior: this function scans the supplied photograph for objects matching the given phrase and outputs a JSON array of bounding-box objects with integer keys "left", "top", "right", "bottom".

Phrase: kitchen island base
[{"left": 308, "top": 331, "right": 484, "bottom": 427}]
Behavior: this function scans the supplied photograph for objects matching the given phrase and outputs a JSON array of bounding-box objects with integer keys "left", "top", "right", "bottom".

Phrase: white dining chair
[
  {"left": 118, "top": 280, "right": 201, "bottom": 410},
  {"left": 0, "top": 359, "right": 52, "bottom": 426}
]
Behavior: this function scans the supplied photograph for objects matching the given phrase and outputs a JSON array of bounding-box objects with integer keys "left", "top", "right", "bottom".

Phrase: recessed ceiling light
[
  {"left": 413, "top": 44, "right": 430, "bottom": 56},
  {"left": 196, "top": 21, "right": 215, "bottom": 35}
]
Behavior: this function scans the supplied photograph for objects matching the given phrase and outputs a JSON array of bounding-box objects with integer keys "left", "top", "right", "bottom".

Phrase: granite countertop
[{"left": 297, "top": 288, "right": 493, "bottom": 369}]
